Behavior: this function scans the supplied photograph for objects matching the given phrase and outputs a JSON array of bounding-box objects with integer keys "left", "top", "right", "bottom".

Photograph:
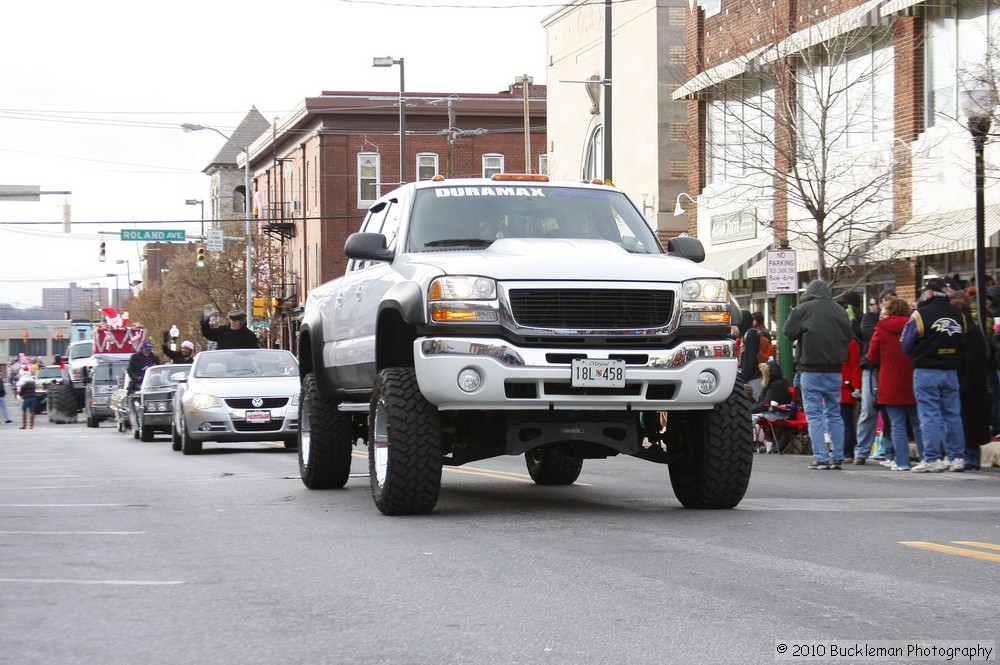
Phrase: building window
[
  {"left": 706, "top": 81, "right": 773, "bottom": 184},
  {"left": 358, "top": 153, "right": 380, "bottom": 206},
  {"left": 797, "top": 37, "right": 893, "bottom": 151},
  {"left": 538, "top": 154, "right": 548, "bottom": 175},
  {"left": 482, "top": 153, "right": 504, "bottom": 178},
  {"left": 234, "top": 185, "right": 246, "bottom": 214},
  {"left": 417, "top": 153, "right": 439, "bottom": 181},
  {"left": 583, "top": 126, "right": 603, "bottom": 181},
  {"left": 304, "top": 160, "right": 311, "bottom": 211},
  {"left": 925, "top": 0, "right": 999, "bottom": 128}
]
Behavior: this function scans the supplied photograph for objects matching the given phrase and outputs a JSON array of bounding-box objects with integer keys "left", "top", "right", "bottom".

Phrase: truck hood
[{"left": 404, "top": 238, "right": 716, "bottom": 283}]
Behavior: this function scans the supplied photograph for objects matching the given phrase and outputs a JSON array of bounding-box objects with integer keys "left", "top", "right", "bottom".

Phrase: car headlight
[
  {"left": 428, "top": 276, "right": 499, "bottom": 322},
  {"left": 189, "top": 393, "right": 222, "bottom": 410},
  {"left": 144, "top": 401, "right": 171, "bottom": 413},
  {"left": 96, "top": 385, "right": 116, "bottom": 395},
  {"left": 681, "top": 278, "right": 731, "bottom": 325}
]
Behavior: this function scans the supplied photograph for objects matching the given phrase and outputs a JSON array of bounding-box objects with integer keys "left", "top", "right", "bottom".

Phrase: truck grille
[{"left": 508, "top": 289, "right": 674, "bottom": 329}]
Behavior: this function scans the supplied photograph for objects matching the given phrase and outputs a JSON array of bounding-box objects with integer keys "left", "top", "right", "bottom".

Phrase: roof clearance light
[
  {"left": 490, "top": 174, "right": 549, "bottom": 182},
  {"left": 431, "top": 175, "right": 445, "bottom": 181}
]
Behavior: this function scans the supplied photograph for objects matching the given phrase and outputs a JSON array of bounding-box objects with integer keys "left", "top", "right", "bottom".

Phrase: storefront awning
[
  {"left": 880, "top": 0, "right": 924, "bottom": 16},
  {"left": 759, "top": 0, "right": 886, "bottom": 64},
  {"left": 867, "top": 206, "right": 1000, "bottom": 260},
  {"left": 702, "top": 240, "right": 773, "bottom": 280},
  {"left": 672, "top": 48, "right": 767, "bottom": 101}
]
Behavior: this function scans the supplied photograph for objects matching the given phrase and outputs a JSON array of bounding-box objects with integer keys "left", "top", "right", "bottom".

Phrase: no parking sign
[{"left": 766, "top": 250, "right": 798, "bottom": 295}]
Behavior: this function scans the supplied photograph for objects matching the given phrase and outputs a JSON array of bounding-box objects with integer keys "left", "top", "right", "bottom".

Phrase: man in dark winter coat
[
  {"left": 901, "top": 278, "right": 966, "bottom": 473},
  {"left": 200, "top": 310, "right": 259, "bottom": 350},
  {"left": 127, "top": 341, "right": 161, "bottom": 392},
  {"left": 782, "top": 279, "right": 855, "bottom": 470}
]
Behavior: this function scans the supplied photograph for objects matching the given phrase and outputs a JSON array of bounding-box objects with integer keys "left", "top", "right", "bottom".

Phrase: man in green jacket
[{"left": 783, "top": 279, "right": 855, "bottom": 470}]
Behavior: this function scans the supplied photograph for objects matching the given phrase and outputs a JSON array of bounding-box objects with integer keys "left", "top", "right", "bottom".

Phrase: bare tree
[
  {"left": 123, "top": 241, "right": 248, "bottom": 349},
  {"left": 696, "top": 13, "right": 928, "bottom": 286}
]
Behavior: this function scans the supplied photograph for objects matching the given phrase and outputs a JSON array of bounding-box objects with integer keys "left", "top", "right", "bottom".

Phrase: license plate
[
  {"left": 571, "top": 358, "right": 625, "bottom": 388},
  {"left": 245, "top": 409, "right": 271, "bottom": 423}
]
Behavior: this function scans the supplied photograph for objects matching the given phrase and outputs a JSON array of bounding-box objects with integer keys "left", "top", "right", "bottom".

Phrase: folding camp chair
[{"left": 754, "top": 386, "right": 811, "bottom": 454}]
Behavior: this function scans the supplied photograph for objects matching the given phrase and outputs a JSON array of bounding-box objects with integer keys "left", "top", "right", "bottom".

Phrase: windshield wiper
[{"left": 422, "top": 239, "right": 493, "bottom": 248}]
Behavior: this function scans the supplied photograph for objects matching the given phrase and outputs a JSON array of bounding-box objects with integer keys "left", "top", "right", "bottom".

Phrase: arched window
[
  {"left": 582, "top": 126, "right": 603, "bottom": 181},
  {"left": 234, "top": 185, "right": 246, "bottom": 214}
]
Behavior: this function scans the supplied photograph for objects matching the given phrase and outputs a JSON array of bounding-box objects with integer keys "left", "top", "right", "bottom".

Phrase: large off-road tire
[
  {"left": 369, "top": 367, "right": 443, "bottom": 515},
  {"left": 298, "top": 373, "right": 353, "bottom": 488},
  {"left": 180, "top": 418, "right": 202, "bottom": 455},
  {"left": 47, "top": 383, "right": 78, "bottom": 424},
  {"left": 525, "top": 447, "right": 584, "bottom": 485},
  {"left": 666, "top": 385, "right": 753, "bottom": 509}
]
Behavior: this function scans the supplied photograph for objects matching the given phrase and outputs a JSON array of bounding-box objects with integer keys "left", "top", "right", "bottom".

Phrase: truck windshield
[
  {"left": 94, "top": 363, "right": 128, "bottom": 383},
  {"left": 70, "top": 344, "right": 93, "bottom": 360},
  {"left": 407, "top": 186, "right": 661, "bottom": 254}
]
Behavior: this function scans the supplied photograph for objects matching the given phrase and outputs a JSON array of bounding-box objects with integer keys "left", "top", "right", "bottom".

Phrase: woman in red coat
[
  {"left": 867, "top": 298, "right": 925, "bottom": 470},
  {"left": 840, "top": 338, "right": 863, "bottom": 462}
]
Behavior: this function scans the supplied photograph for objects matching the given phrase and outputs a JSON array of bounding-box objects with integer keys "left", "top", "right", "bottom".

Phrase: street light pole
[
  {"left": 181, "top": 123, "right": 254, "bottom": 316},
  {"left": 186, "top": 198, "right": 205, "bottom": 239},
  {"left": 516, "top": 74, "right": 533, "bottom": 173},
  {"left": 960, "top": 69, "right": 998, "bottom": 337},
  {"left": 373, "top": 56, "right": 406, "bottom": 185}
]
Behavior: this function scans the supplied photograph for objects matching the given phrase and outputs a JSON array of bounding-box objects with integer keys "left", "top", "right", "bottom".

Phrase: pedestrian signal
[
  {"left": 99, "top": 241, "right": 106, "bottom": 262},
  {"left": 196, "top": 245, "right": 206, "bottom": 268}
]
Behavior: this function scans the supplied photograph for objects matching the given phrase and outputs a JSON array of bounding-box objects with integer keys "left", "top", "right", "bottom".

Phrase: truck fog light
[
  {"left": 457, "top": 368, "right": 482, "bottom": 393},
  {"left": 697, "top": 371, "right": 718, "bottom": 395}
]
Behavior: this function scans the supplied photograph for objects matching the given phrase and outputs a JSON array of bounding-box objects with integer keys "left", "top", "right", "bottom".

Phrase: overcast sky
[{"left": 0, "top": 0, "right": 554, "bottom": 308}]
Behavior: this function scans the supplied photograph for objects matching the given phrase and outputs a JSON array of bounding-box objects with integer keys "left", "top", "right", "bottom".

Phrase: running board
[{"left": 338, "top": 403, "right": 369, "bottom": 412}]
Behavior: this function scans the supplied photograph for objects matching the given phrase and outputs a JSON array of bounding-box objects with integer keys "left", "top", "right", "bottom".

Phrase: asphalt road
[{"left": 1, "top": 409, "right": 999, "bottom": 665}]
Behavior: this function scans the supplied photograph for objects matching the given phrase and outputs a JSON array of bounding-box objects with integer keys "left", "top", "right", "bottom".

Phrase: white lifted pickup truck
[{"left": 296, "top": 175, "right": 751, "bottom": 515}]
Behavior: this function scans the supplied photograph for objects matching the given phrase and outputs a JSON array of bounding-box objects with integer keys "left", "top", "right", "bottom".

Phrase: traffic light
[
  {"left": 196, "top": 245, "right": 206, "bottom": 268},
  {"left": 269, "top": 297, "right": 280, "bottom": 316},
  {"left": 252, "top": 297, "right": 267, "bottom": 318},
  {"left": 22, "top": 330, "right": 29, "bottom": 343},
  {"left": 99, "top": 241, "right": 106, "bottom": 262}
]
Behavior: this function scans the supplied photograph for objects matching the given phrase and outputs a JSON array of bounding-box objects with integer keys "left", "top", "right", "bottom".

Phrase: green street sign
[{"left": 120, "top": 229, "right": 186, "bottom": 242}]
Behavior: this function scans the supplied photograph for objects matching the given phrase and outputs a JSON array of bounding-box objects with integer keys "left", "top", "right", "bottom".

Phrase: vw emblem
[{"left": 251, "top": 397, "right": 263, "bottom": 407}]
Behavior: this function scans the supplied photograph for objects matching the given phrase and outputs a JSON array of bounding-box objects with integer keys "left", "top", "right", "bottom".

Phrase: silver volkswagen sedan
[{"left": 171, "top": 349, "right": 299, "bottom": 455}]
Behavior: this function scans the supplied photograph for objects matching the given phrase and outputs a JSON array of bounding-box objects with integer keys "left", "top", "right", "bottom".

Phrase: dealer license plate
[
  {"left": 571, "top": 358, "right": 626, "bottom": 388},
  {"left": 245, "top": 409, "right": 271, "bottom": 423}
]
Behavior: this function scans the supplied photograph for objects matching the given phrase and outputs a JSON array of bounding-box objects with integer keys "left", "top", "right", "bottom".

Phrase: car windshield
[
  {"left": 194, "top": 350, "right": 298, "bottom": 378},
  {"left": 94, "top": 362, "right": 128, "bottom": 383},
  {"left": 406, "top": 185, "right": 661, "bottom": 254},
  {"left": 142, "top": 366, "right": 189, "bottom": 389},
  {"left": 36, "top": 367, "right": 62, "bottom": 380}
]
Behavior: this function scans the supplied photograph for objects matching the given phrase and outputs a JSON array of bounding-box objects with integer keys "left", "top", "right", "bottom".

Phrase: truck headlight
[
  {"left": 428, "top": 276, "right": 499, "bottom": 322},
  {"left": 681, "top": 278, "right": 730, "bottom": 325}
]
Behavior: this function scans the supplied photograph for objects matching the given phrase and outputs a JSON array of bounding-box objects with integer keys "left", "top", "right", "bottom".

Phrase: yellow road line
[
  {"left": 951, "top": 541, "right": 1000, "bottom": 552},
  {"left": 900, "top": 541, "right": 1000, "bottom": 563},
  {"left": 350, "top": 451, "right": 590, "bottom": 485}
]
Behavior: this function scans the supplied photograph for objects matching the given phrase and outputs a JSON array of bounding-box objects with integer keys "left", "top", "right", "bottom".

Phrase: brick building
[
  {"left": 672, "top": 0, "right": 1000, "bottom": 316},
  {"left": 227, "top": 85, "right": 546, "bottom": 348}
]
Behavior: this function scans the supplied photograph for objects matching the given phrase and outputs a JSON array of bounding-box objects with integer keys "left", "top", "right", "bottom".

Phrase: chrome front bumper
[{"left": 413, "top": 337, "right": 737, "bottom": 411}]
